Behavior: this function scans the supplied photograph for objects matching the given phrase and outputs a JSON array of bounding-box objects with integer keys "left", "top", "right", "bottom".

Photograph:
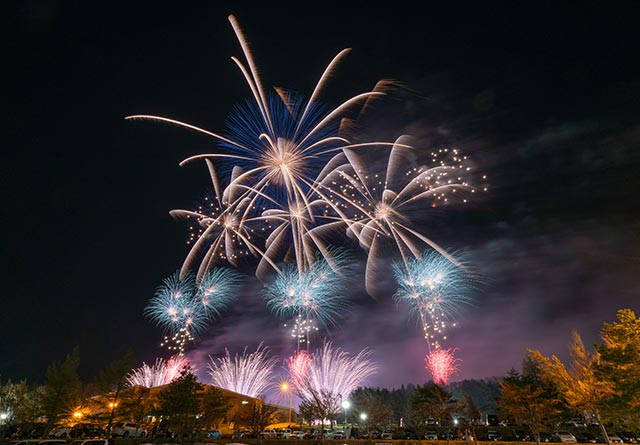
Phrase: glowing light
[{"left": 207, "top": 342, "right": 278, "bottom": 397}]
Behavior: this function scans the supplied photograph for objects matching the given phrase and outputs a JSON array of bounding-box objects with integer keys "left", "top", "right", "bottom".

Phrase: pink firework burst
[
  {"left": 126, "top": 355, "right": 192, "bottom": 388},
  {"left": 425, "top": 348, "right": 460, "bottom": 385},
  {"left": 286, "top": 350, "right": 311, "bottom": 385}
]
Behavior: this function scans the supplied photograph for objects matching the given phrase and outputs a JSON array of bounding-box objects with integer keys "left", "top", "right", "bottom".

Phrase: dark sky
[{"left": 4, "top": 1, "right": 640, "bottom": 396}]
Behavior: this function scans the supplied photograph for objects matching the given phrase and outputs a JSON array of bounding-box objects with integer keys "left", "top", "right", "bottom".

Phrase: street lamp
[
  {"left": 341, "top": 400, "right": 350, "bottom": 424},
  {"left": 281, "top": 382, "right": 293, "bottom": 424},
  {"left": 360, "top": 413, "right": 370, "bottom": 443}
]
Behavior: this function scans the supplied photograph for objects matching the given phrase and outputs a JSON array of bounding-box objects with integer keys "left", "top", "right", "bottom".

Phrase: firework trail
[
  {"left": 293, "top": 340, "right": 377, "bottom": 411},
  {"left": 145, "top": 269, "right": 242, "bottom": 352},
  {"left": 207, "top": 342, "right": 279, "bottom": 397},
  {"left": 424, "top": 347, "right": 460, "bottom": 385},
  {"left": 126, "top": 355, "right": 192, "bottom": 388}
]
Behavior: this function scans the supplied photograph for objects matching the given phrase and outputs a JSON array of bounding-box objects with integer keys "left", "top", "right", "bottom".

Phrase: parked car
[
  {"left": 603, "top": 435, "right": 624, "bottom": 444},
  {"left": 49, "top": 427, "right": 72, "bottom": 438},
  {"left": 331, "top": 431, "right": 346, "bottom": 440},
  {"left": 551, "top": 432, "right": 578, "bottom": 443},
  {"left": 381, "top": 429, "right": 395, "bottom": 440},
  {"left": 574, "top": 431, "right": 597, "bottom": 443},
  {"left": 260, "top": 429, "right": 277, "bottom": 439},
  {"left": 290, "top": 430, "right": 304, "bottom": 439},
  {"left": 207, "top": 429, "right": 222, "bottom": 439},
  {"left": 513, "top": 429, "right": 531, "bottom": 441},
  {"left": 425, "top": 431, "right": 439, "bottom": 440},
  {"left": 618, "top": 432, "right": 639, "bottom": 444},
  {"left": 111, "top": 422, "right": 147, "bottom": 438},
  {"left": 488, "top": 430, "right": 502, "bottom": 441},
  {"left": 76, "top": 440, "right": 109, "bottom": 445}
]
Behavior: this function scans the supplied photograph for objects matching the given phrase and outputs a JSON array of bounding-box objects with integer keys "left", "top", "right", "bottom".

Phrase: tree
[
  {"left": 0, "top": 379, "right": 42, "bottom": 439},
  {"left": 457, "top": 394, "right": 481, "bottom": 445},
  {"left": 595, "top": 308, "right": 640, "bottom": 429},
  {"left": 93, "top": 350, "right": 135, "bottom": 438},
  {"left": 199, "top": 386, "right": 229, "bottom": 429},
  {"left": 410, "top": 382, "right": 458, "bottom": 440},
  {"left": 41, "top": 347, "right": 82, "bottom": 433},
  {"left": 351, "top": 388, "right": 394, "bottom": 432},
  {"left": 233, "top": 397, "right": 278, "bottom": 436},
  {"left": 297, "top": 387, "right": 341, "bottom": 438},
  {"left": 529, "top": 331, "right": 616, "bottom": 444},
  {"left": 497, "top": 362, "right": 563, "bottom": 445},
  {"left": 156, "top": 367, "right": 201, "bottom": 440}
]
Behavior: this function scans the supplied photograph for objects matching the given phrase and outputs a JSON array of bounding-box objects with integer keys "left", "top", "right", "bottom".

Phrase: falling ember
[{"left": 425, "top": 347, "right": 460, "bottom": 385}]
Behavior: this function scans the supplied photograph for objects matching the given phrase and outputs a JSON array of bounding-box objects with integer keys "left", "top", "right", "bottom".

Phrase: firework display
[
  {"left": 130, "top": 14, "right": 484, "bottom": 381},
  {"left": 128, "top": 15, "right": 484, "bottom": 289},
  {"left": 126, "top": 355, "right": 191, "bottom": 388},
  {"left": 207, "top": 342, "right": 279, "bottom": 397}
]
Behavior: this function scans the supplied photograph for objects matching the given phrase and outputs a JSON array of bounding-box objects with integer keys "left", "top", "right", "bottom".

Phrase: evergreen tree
[
  {"left": 156, "top": 367, "right": 201, "bottom": 440},
  {"left": 497, "top": 362, "right": 562, "bottom": 445},
  {"left": 595, "top": 308, "right": 640, "bottom": 429},
  {"left": 41, "top": 347, "right": 82, "bottom": 433}
]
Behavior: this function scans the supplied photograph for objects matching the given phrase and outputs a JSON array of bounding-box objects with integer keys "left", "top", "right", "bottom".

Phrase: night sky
[{"left": 4, "top": 2, "right": 640, "bottom": 397}]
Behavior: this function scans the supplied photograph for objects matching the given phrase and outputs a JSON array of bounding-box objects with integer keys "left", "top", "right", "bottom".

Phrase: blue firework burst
[
  {"left": 392, "top": 251, "right": 475, "bottom": 349},
  {"left": 145, "top": 268, "right": 242, "bottom": 339}
]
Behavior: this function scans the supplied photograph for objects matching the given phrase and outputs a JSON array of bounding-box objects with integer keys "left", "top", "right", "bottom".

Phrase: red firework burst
[{"left": 425, "top": 347, "right": 460, "bottom": 385}]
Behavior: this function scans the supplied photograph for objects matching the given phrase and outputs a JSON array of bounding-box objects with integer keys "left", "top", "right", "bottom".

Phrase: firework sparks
[
  {"left": 144, "top": 269, "right": 242, "bottom": 352},
  {"left": 126, "top": 355, "right": 192, "bottom": 388},
  {"left": 293, "top": 340, "right": 377, "bottom": 410},
  {"left": 207, "top": 342, "right": 279, "bottom": 397},
  {"left": 424, "top": 347, "right": 460, "bottom": 385},
  {"left": 392, "top": 250, "right": 475, "bottom": 350},
  {"left": 264, "top": 251, "right": 351, "bottom": 348},
  {"left": 129, "top": 15, "right": 486, "bottom": 355}
]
